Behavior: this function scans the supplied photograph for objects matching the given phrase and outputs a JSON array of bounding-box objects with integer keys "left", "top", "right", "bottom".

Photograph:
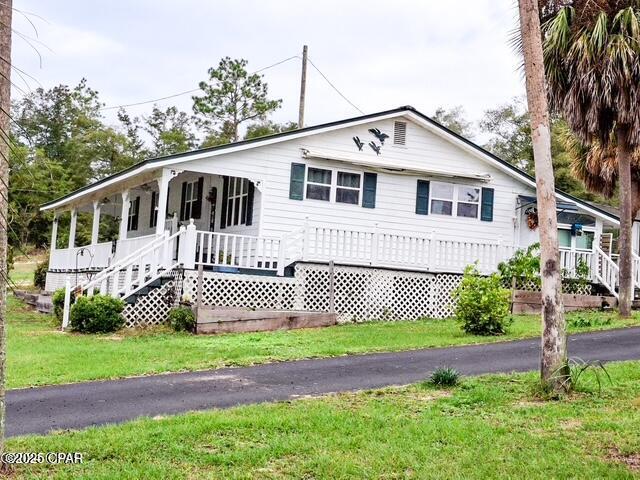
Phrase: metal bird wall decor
[
  {"left": 369, "top": 141, "right": 381, "bottom": 155},
  {"left": 353, "top": 136, "right": 364, "bottom": 151},
  {"left": 368, "top": 128, "right": 389, "bottom": 145}
]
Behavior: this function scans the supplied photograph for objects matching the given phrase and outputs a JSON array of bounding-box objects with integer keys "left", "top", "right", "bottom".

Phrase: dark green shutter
[
  {"left": 416, "top": 180, "right": 430, "bottom": 215},
  {"left": 192, "top": 177, "right": 204, "bottom": 219},
  {"left": 220, "top": 176, "right": 229, "bottom": 229},
  {"left": 246, "top": 181, "right": 255, "bottom": 226},
  {"left": 289, "top": 163, "right": 306, "bottom": 200},
  {"left": 179, "top": 181, "right": 187, "bottom": 221},
  {"left": 362, "top": 172, "right": 377, "bottom": 208},
  {"left": 481, "top": 187, "right": 494, "bottom": 222},
  {"left": 149, "top": 191, "right": 157, "bottom": 228}
]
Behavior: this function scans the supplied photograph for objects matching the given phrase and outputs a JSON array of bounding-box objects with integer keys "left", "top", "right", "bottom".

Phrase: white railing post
[
  {"left": 62, "top": 277, "right": 71, "bottom": 331},
  {"left": 428, "top": 230, "right": 436, "bottom": 271},
  {"left": 371, "top": 223, "right": 379, "bottom": 266},
  {"left": 277, "top": 235, "right": 286, "bottom": 276},
  {"left": 302, "top": 217, "right": 309, "bottom": 260},
  {"left": 178, "top": 221, "right": 197, "bottom": 269}
]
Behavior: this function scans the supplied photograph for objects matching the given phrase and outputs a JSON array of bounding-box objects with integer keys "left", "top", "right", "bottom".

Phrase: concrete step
[{"left": 196, "top": 307, "right": 337, "bottom": 335}]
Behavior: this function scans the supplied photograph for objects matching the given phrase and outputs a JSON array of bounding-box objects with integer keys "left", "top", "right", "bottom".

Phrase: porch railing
[
  {"left": 194, "top": 231, "right": 281, "bottom": 271},
  {"left": 298, "top": 225, "right": 515, "bottom": 275},
  {"left": 49, "top": 242, "right": 113, "bottom": 270},
  {"left": 594, "top": 246, "right": 619, "bottom": 298}
]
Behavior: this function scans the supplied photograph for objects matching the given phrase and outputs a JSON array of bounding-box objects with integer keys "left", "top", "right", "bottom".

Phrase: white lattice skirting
[{"left": 47, "top": 264, "right": 463, "bottom": 328}]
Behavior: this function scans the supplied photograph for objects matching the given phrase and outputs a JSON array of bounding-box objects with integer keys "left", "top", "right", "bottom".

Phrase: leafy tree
[
  {"left": 142, "top": 105, "right": 197, "bottom": 157},
  {"left": 432, "top": 106, "right": 474, "bottom": 138},
  {"left": 192, "top": 57, "right": 282, "bottom": 142},
  {"left": 244, "top": 120, "right": 297, "bottom": 140},
  {"left": 480, "top": 98, "right": 605, "bottom": 202},
  {"left": 200, "top": 120, "right": 236, "bottom": 148},
  {"left": 541, "top": 0, "right": 640, "bottom": 317}
]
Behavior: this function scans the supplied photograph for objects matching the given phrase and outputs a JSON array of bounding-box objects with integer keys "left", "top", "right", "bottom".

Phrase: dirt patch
[{"left": 608, "top": 448, "right": 640, "bottom": 471}]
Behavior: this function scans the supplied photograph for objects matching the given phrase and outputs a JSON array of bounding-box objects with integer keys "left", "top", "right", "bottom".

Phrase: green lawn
[
  {"left": 8, "top": 295, "right": 640, "bottom": 390},
  {"left": 8, "top": 361, "right": 640, "bottom": 479}
]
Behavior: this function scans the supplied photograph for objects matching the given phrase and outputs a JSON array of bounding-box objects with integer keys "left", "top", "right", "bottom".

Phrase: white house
[{"left": 41, "top": 106, "right": 640, "bottom": 324}]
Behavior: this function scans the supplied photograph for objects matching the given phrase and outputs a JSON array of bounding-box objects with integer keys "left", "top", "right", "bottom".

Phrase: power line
[
  {"left": 306, "top": 56, "right": 364, "bottom": 114},
  {"left": 98, "top": 55, "right": 300, "bottom": 112}
]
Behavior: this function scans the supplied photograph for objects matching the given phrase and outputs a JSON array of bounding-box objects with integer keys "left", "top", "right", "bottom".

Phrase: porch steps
[
  {"left": 122, "top": 274, "right": 174, "bottom": 305},
  {"left": 195, "top": 307, "right": 337, "bottom": 335}
]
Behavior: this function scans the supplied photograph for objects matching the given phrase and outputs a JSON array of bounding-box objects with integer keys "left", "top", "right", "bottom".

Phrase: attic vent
[{"left": 393, "top": 121, "right": 407, "bottom": 145}]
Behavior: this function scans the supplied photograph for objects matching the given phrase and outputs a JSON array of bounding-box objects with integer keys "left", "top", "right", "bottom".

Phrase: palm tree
[
  {"left": 518, "top": 0, "right": 569, "bottom": 393},
  {"left": 541, "top": 1, "right": 640, "bottom": 316}
]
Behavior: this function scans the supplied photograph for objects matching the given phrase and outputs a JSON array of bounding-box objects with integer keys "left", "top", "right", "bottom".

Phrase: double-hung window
[
  {"left": 306, "top": 168, "right": 332, "bottom": 201},
  {"left": 336, "top": 172, "right": 361, "bottom": 205},
  {"left": 457, "top": 186, "right": 481, "bottom": 218},
  {"left": 225, "top": 177, "right": 250, "bottom": 227},
  {"left": 430, "top": 182, "right": 454, "bottom": 216},
  {"left": 183, "top": 180, "right": 200, "bottom": 220}
]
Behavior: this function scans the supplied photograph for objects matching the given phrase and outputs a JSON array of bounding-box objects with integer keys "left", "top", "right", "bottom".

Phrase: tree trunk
[
  {"left": 518, "top": 0, "right": 568, "bottom": 392},
  {"left": 616, "top": 125, "right": 634, "bottom": 318},
  {"left": 0, "top": 0, "right": 10, "bottom": 456}
]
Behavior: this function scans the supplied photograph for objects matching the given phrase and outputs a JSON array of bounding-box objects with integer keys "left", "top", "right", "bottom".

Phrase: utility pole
[
  {"left": 298, "top": 45, "right": 308, "bottom": 129},
  {"left": 0, "top": 0, "right": 11, "bottom": 453}
]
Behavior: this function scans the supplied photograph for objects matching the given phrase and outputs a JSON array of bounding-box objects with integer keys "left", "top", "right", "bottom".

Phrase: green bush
[
  {"left": 498, "top": 243, "right": 540, "bottom": 287},
  {"left": 567, "top": 313, "right": 611, "bottom": 329},
  {"left": 70, "top": 294, "right": 125, "bottom": 333},
  {"left": 33, "top": 260, "right": 48, "bottom": 290},
  {"left": 168, "top": 307, "right": 196, "bottom": 333},
  {"left": 453, "top": 264, "right": 512, "bottom": 336},
  {"left": 52, "top": 287, "right": 75, "bottom": 325},
  {"left": 429, "top": 367, "right": 460, "bottom": 387}
]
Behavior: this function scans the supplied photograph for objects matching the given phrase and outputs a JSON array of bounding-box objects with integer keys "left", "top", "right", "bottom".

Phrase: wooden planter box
[
  {"left": 511, "top": 290, "right": 617, "bottom": 314},
  {"left": 195, "top": 307, "right": 337, "bottom": 335}
]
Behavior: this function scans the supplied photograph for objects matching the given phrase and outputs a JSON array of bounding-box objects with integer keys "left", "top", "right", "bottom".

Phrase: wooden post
[
  {"left": 119, "top": 190, "right": 130, "bottom": 241},
  {"left": 62, "top": 277, "right": 71, "bottom": 331},
  {"left": 155, "top": 169, "right": 171, "bottom": 236},
  {"left": 328, "top": 260, "right": 335, "bottom": 313},
  {"left": 68, "top": 208, "right": 78, "bottom": 249},
  {"left": 195, "top": 263, "right": 204, "bottom": 327},
  {"left": 49, "top": 213, "right": 59, "bottom": 266},
  {"left": 298, "top": 45, "right": 308, "bottom": 128}
]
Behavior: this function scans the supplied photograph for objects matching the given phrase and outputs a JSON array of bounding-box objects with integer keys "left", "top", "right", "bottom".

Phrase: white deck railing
[
  {"left": 559, "top": 249, "right": 594, "bottom": 278},
  {"left": 594, "top": 246, "right": 619, "bottom": 298},
  {"left": 49, "top": 242, "right": 113, "bottom": 270},
  {"left": 300, "top": 225, "right": 515, "bottom": 275},
  {"left": 195, "top": 231, "right": 281, "bottom": 271},
  {"left": 115, "top": 234, "right": 160, "bottom": 262}
]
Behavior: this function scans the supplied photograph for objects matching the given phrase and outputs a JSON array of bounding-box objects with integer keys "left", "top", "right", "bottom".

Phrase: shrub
[
  {"left": 452, "top": 264, "right": 512, "bottom": 336},
  {"left": 168, "top": 307, "right": 196, "bottom": 333},
  {"left": 562, "top": 258, "right": 592, "bottom": 294},
  {"left": 70, "top": 294, "right": 125, "bottom": 333},
  {"left": 33, "top": 260, "right": 49, "bottom": 290},
  {"left": 497, "top": 243, "right": 540, "bottom": 287},
  {"left": 567, "top": 313, "right": 611, "bottom": 329},
  {"left": 52, "top": 287, "right": 75, "bottom": 324},
  {"left": 429, "top": 367, "right": 460, "bottom": 387}
]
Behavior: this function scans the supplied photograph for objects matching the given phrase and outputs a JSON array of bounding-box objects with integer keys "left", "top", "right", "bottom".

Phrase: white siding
[{"left": 181, "top": 117, "right": 536, "bottom": 245}]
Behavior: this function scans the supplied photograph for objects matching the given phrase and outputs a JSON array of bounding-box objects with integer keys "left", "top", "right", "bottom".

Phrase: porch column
[
  {"left": 68, "top": 208, "right": 77, "bottom": 249},
  {"left": 50, "top": 212, "right": 59, "bottom": 251},
  {"left": 91, "top": 200, "right": 101, "bottom": 245},
  {"left": 155, "top": 169, "right": 171, "bottom": 235},
  {"left": 119, "top": 190, "right": 130, "bottom": 241}
]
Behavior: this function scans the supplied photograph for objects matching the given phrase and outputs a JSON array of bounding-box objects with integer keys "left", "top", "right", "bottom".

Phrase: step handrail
[
  {"left": 121, "top": 262, "right": 182, "bottom": 301},
  {"left": 80, "top": 229, "right": 183, "bottom": 293},
  {"left": 594, "top": 246, "right": 619, "bottom": 298}
]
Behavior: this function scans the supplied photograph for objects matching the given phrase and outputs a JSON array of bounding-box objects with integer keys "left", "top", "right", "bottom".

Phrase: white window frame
[
  {"left": 303, "top": 165, "right": 363, "bottom": 206},
  {"left": 183, "top": 180, "right": 199, "bottom": 221},
  {"left": 305, "top": 167, "right": 332, "bottom": 202},
  {"left": 127, "top": 198, "right": 138, "bottom": 231},
  {"left": 429, "top": 181, "right": 480, "bottom": 219},
  {"left": 225, "top": 177, "right": 249, "bottom": 227},
  {"left": 558, "top": 224, "right": 596, "bottom": 252},
  {"left": 336, "top": 171, "right": 362, "bottom": 205}
]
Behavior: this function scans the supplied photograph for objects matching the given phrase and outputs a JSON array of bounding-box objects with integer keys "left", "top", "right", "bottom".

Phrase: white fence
[
  {"left": 195, "top": 231, "right": 281, "bottom": 271},
  {"left": 300, "top": 226, "right": 515, "bottom": 275},
  {"left": 49, "top": 242, "right": 113, "bottom": 270}
]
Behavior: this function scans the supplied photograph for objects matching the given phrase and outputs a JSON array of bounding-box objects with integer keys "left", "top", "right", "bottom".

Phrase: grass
[
  {"left": 8, "top": 295, "right": 640, "bottom": 390},
  {"left": 7, "top": 361, "right": 640, "bottom": 479},
  {"left": 9, "top": 258, "right": 41, "bottom": 287}
]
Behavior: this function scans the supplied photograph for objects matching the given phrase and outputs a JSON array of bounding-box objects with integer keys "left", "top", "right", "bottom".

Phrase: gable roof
[{"left": 39, "top": 105, "right": 620, "bottom": 224}]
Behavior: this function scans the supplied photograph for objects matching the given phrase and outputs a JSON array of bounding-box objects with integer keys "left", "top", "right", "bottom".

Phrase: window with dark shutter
[
  {"left": 220, "top": 177, "right": 229, "bottom": 229},
  {"left": 149, "top": 191, "right": 158, "bottom": 228},
  {"left": 127, "top": 196, "right": 140, "bottom": 231},
  {"left": 416, "top": 180, "right": 430, "bottom": 215},
  {"left": 481, "top": 187, "right": 494, "bottom": 222},
  {"left": 180, "top": 179, "right": 203, "bottom": 221},
  {"left": 362, "top": 172, "right": 377, "bottom": 208},
  {"left": 289, "top": 163, "right": 306, "bottom": 200},
  {"left": 220, "top": 177, "right": 250, "bottom": 227}
]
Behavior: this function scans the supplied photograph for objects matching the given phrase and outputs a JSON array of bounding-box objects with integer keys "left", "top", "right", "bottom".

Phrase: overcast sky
[{"left": 12, "top": 1, "right": 526, "bottom": 134}]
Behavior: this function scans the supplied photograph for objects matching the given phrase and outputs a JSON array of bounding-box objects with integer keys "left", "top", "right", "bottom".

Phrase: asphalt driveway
[{"left": 8, "top": 326, "right": 640, "bottom": 437}]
